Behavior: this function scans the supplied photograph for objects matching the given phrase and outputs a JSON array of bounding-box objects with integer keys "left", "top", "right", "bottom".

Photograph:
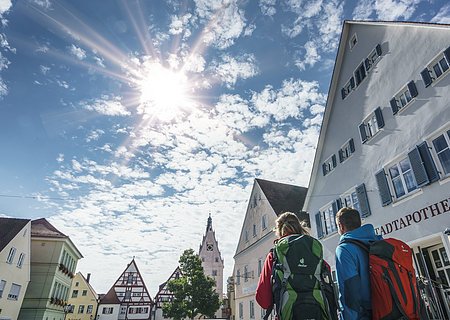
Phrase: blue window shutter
[
  {"left": 374, "top": 107, "right": 384, "bottom": 129},
  {"left": 421, "top": 68, "right": 433, "bottom": 87},
  {"left": 341, "top": 88, "right": 346, "bottom": 100},
  {"left": 390, "top": 98, "right": 399, "bottom": 115},
  {"left": 408, "top": 147, "right": 430, "bottom": 187},
  {"left": 376, "top": 44, "right": 382, "bottom": 56},
  {"left": 338, "top": 149, "right": 344, "bottom": 163},
  {"left": 350, "top": 76, "right": 355, "bottom": 89},
  {"left": 315, "top": 212, "right": 324, "bottom": 239},
  {"left": 349, "top": 138, "right": 355, "bottom": 153},
  {"left": 332, "top": 154, "right": 337, "bottom": 168},
  {"left": 407, "top": 81, "right": 418, "bottom": 98},
  {"left": 322, "top": 163, "right": 327, "bottom": 176},
  {"left": 356, "top": 183, "right": 371, "bottom": 218},
  {"left": 364, "top": 58, "right": 370, "bottom": 71},
  {"left": 444, "top": 46, "right": 450, "bottom": 64},
  {"left": 359, "top": 123, "right": 368, "bottom": 144},
  {"left": 375, "top": 169, "right": 392, "bottom": 206},
  {"left": 417, "top": 141, "right": 439, "bottom": 183},
  {"left": 360, "top": 64, "right": 366, "bottom": 79}
]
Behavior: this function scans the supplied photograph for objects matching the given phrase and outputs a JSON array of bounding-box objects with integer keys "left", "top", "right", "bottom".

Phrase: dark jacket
[{"left": 335, "top": 224, "right": 381, "bottom": 320}]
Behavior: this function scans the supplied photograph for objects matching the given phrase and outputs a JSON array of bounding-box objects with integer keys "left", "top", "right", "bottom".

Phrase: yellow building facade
[{"left": 67, "top": 272, "right": 98, "bottom": 320}]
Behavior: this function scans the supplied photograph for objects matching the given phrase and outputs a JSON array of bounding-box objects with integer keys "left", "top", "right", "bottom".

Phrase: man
[{"left": 335, "top": 207, "right": 381, "bottom": 320}]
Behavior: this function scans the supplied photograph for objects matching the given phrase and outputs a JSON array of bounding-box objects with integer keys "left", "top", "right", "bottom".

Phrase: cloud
[
  {"left": 352, "top": 0, "right": 421, "bottom": 20},
  {"left": 0, "top": 0, "right": 12, "bottom": 15},
  {"left": 212, "top": 53, "right": 259, "bottom": 88},
  {"left": 251, "top": 79, "right": 326, "bottom": 121},
  {"left": 86, "top": 129, "right": 105, "bottom": 142},
  {"left": 40, "top": 65, "right": 50, "bottom": 75},
  {"left": 82, "top": 96, "right": 131, "bottom": 116},
  {"left": 194, "top": 0, "right": 247, "bottom": 49},
  {"left": 69, "top": 44, "right": 87, "bottom": 60},
  {"left": 259, "top": 0, "right": 277, "bottom": 16},
  {"left": 295, "top": 40, "right": 321, "bottom": 71},
  {"left": 352, "top": 0, "right": 375, "bottom": 19},
  {"left": 31, "top": 0, "right": 52, "bottom": 9},
  {"left": 431, "top": 3, "right": 450, "bottom": 23}
]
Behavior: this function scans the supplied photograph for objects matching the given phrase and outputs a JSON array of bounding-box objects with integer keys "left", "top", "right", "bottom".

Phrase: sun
[{"left": 138, "top": 63, "right": 191, "bottom": 122}]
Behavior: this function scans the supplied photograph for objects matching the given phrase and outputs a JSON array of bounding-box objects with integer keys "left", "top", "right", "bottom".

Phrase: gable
[{"left": 154, "top": 267, "right": 182, "bottom": 308}]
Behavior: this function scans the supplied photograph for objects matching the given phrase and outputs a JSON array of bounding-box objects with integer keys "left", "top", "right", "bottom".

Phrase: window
[
  {"left": 215, "top": 257, "right": 219, "bottom": 262},
  {"left": 250, "top": 300, "right": 255, "bottom": 319},
  {"left": 82, "top": 290, "right": 87, "bottom": 296},
  {"left": 258, "top": 259, "right": 262, "bottom": 276},
  {"left": 421, "top": 47, "right": 450, "bottom": 87},
  {"left": 17, "top": 253, "right": 25, "bottom": 268},
  {"left": 212, "top": 270, "right": 217, "bottom": 276},
  {"left": 0, "top": 280, "right": 6, "bottom": 298},
  {"left": 322, "top": 154, "right": 337, "bottom": 176},
  {"left": 354, "top": 62, "right": 366, "bottom": 86},
  {"left": 72, "top": 290, "right": 78, "bottom": 298},
  {"left": 103, "top": 307, "right": 113, "bottom": 314},
  {"left": 359, "top": 107, "right": 384, "bottom": 143},
  {"left": 239, "top": 302, "right": 243, "bottom": 320},
  {"left": 262, "top": 215, "right": 267, "bottom": 230},
  {"left": 244, "top": 266, "right": 248, "bottom": 282},
  {"left": 245, "top": 230, "right": 249, "bottom": 242},
  {"left": 316, "top": 184, "right": 370, "bottom": 238},
  {"left": 252, "top": 224, "right": 257, "bottom": 237},
  {"left": 127, "top": 274, "right": 133, "bottom": 284},
  {"left": 125, "top": 290, "right": 131, "bottom": 299},
  {"left": 390, "top": 81, "right": 418, "bottom": 115},
  {"left": 8, "top": 283, "right": 21, "bottom": 300},
  {"left": 432, "top": 131, "right": 450, "bottom": 177},
  {"left": 365, "top": 44, "right": 382, "bottom": 72},
  {"left": 236, "top": 270, "right": 240, "bottom": 285},
  {"left": 349, "top": 33, "right": 357, "bottom": 50},
  {"left": 75, "top": 282, "right": 79, "bottom": 287},
  {"left": 388, "top": 157, "right": 418, "bottom": 199},
  {"left": 341, "top": 77, "right": 355, "bottom": 100},
  {"left": 78, "top": 305, "right": 85, "bottom": 314},
  {"left": 206, "top": 243, "right": 214, "bottom": 251},
  {"left": 87, "top": 305, "right": 93, "bottom": 314},
  {"left": 6, "top": 247, "right": 16, "bottom": 264},
  {"left": 133, "top": 292, "right": 141, "bottom": 296},
  {"left": 339, "top": 138, "right": 355, "bottom": 162},
  {"left": 120, "top": 306, "right": 127, "bottom": 314}
]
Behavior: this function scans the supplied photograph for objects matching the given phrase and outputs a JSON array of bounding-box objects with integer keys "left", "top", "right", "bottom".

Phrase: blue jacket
[{"left": 335, "top": 224, "right": 382, "bottom": 320}]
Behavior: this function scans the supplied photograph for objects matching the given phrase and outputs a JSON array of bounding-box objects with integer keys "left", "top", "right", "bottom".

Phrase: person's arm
[
  {"left": 335, "top": 245, "right": 362, "bottom": 320},
  {"left": 255, "top": 251, "right": 273, "bottom": 309}
]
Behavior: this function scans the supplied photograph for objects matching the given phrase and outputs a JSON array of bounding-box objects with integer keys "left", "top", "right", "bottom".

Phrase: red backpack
[{"left": 343, "top": 238, "right": 420, "bottom": 320}]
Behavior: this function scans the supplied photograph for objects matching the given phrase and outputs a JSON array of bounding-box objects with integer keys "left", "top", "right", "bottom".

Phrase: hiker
[
  {"left": 256, "top": 212, "right": 337, "bottom": 320},
  {"left": 335, "top": 207, "right": 381, "bottom": 320}
]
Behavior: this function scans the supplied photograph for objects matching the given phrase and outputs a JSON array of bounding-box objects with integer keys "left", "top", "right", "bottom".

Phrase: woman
[{"left": 256, "top": 212, "right": 336, "bottom": 320}]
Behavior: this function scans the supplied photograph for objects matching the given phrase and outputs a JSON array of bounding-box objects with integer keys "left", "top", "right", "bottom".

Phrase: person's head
[
  {"left": 275, "top": 212, "right": 309, "bottom": 238},
  {"left": 336, "top": 207, "right": 361, "bottom": 235}
]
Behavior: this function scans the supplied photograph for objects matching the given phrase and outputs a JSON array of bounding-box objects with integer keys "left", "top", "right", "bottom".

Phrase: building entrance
[{"left": 428, "top": 244, "right": 450, "bottom": 311}]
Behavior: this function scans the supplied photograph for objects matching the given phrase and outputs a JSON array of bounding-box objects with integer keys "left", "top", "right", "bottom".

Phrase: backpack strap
[
  {"left": 382, "top": 267, "right": 410, "bottom": 320},
  {"left": 339, "top": 238, "right": 370, "bottom": 253},
  {"left": 263, "top": 249, "right": 275, "bottom": 320}
]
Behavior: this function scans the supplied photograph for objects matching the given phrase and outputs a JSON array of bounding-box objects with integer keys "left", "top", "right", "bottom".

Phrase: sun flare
[{"left": 138, "top": 63, "right": 191, "bottom": 121}]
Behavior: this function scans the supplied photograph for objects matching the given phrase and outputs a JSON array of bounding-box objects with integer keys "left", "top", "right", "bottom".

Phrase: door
[{"left": 428, "top": 244, "right": 450, "bottom": 316}]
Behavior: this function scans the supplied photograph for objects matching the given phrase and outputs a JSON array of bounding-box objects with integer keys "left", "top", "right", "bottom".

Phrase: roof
[
  {"left": 78, "top": 272, "right": 98, "bottom": 298},
  {"left": 99, "top": 286, "right": 120, "bottom": 304},
  {"left": 0, "top": 218, "right": 30, "bottom": 252},
  {"left": 31, "top": 218, "right": 67, "bottom": 238},
  {"left": 256, "top": 178, "right": 308, "bottom": 216}
]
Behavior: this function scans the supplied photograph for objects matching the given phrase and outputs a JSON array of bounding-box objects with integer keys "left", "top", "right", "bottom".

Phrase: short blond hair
[{"left": 275, "top": 212, "right": 309, "bottom": 238}]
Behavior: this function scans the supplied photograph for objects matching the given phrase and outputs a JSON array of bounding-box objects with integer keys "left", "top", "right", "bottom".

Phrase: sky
[{"left": 0, "top": 0, "right": 449, "bottom": 295}]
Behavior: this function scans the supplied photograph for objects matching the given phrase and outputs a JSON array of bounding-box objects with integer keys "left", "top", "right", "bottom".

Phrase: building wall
[
  {"left": 234, "top": 182, "right": 278, "bottom": 320},
  {"left": 306, "top": 22, "right": 450, "bottom": 316},
  {"left": 19, "top": 238, "right": 81, "bottom": 320},
  {"left": 96, "top": 304, "right": 120, "bottom": 320},
  {"left": 0, "top": 221, "right": 31, "bottom": 320},
  {"left": 67, "top": 273, "right": 98, "bottom": 320}
]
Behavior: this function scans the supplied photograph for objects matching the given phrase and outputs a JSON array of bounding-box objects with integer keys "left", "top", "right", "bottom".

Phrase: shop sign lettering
[{"left": 374, "top": 197, "right": 450, "bottom": 236}]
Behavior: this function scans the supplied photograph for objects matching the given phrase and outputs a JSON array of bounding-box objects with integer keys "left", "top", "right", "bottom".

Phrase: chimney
[{"left": 86, "top": 273, "right": 91, "bottom": 283}]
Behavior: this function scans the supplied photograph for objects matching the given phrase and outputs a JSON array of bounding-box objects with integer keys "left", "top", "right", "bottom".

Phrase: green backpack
[{"left": 269, "top": 234, "right": 338, "bottom": 320}]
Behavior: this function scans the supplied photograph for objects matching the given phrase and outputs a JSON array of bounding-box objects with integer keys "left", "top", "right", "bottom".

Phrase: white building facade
[
  {"left": 0, "top": 218, "right": 31, "bottom": 320},
  {"left": 233, "top": 179, "right": 307, "bottom": 320},
  {"left": 304, "top": 21, "right": 450, "bottom": 319}
]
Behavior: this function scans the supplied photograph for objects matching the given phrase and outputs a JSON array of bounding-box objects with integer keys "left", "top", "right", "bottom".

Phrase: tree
[{"left": 163, "top": 249, "right": 221, "bottom": 320}]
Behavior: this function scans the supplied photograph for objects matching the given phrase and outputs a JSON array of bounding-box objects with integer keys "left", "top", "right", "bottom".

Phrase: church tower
[{"left": 198, "top": 214, "right": 224, "bottom": 305}]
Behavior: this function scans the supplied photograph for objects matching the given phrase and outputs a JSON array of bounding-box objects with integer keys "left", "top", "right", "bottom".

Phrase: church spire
[{"left": 206, "top": 212, "right": 212, "bottom": 232}]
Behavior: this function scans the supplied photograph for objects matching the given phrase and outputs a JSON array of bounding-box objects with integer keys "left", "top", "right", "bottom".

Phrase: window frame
[
  {"left": 78, "top": 305, "right": 85, "bottom": 314},
  {"left": 423, "top": 48, "right": 450, "bottom": 86},
  {"left": 322, "top": 154, "right": 337, "bottom": 176},
  {"left": 387, "top": 156, "right": 419, "bottom": 201},
  {"left": 250, "top": 300, "right": 255, "bottom": 319},
  {"left": 429, "top": 128, "right": 450, "bottom": 179},
  {"left": 349, "top": 33, "right": 357, "bottom": 51},
  {"left": 17, "top": 253, "right": 25, "bottom": 268},
  {"left": 6, "top": 247, "right": 16, "bottom": 264},
  {"left": 7, "top": 283, "right": 21, "bottom": 301},
  {"left": 72, "top": 289, "right": 78, "bottom": 298},
  {"left": 339, "top": 138, "right": 355, "bottom": 163},
  {"left": 0, "top": 280, "right": 6, "bottom": 298},
  {"left": 261, "top": 214, "right": 267, "bottom": 230}
]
